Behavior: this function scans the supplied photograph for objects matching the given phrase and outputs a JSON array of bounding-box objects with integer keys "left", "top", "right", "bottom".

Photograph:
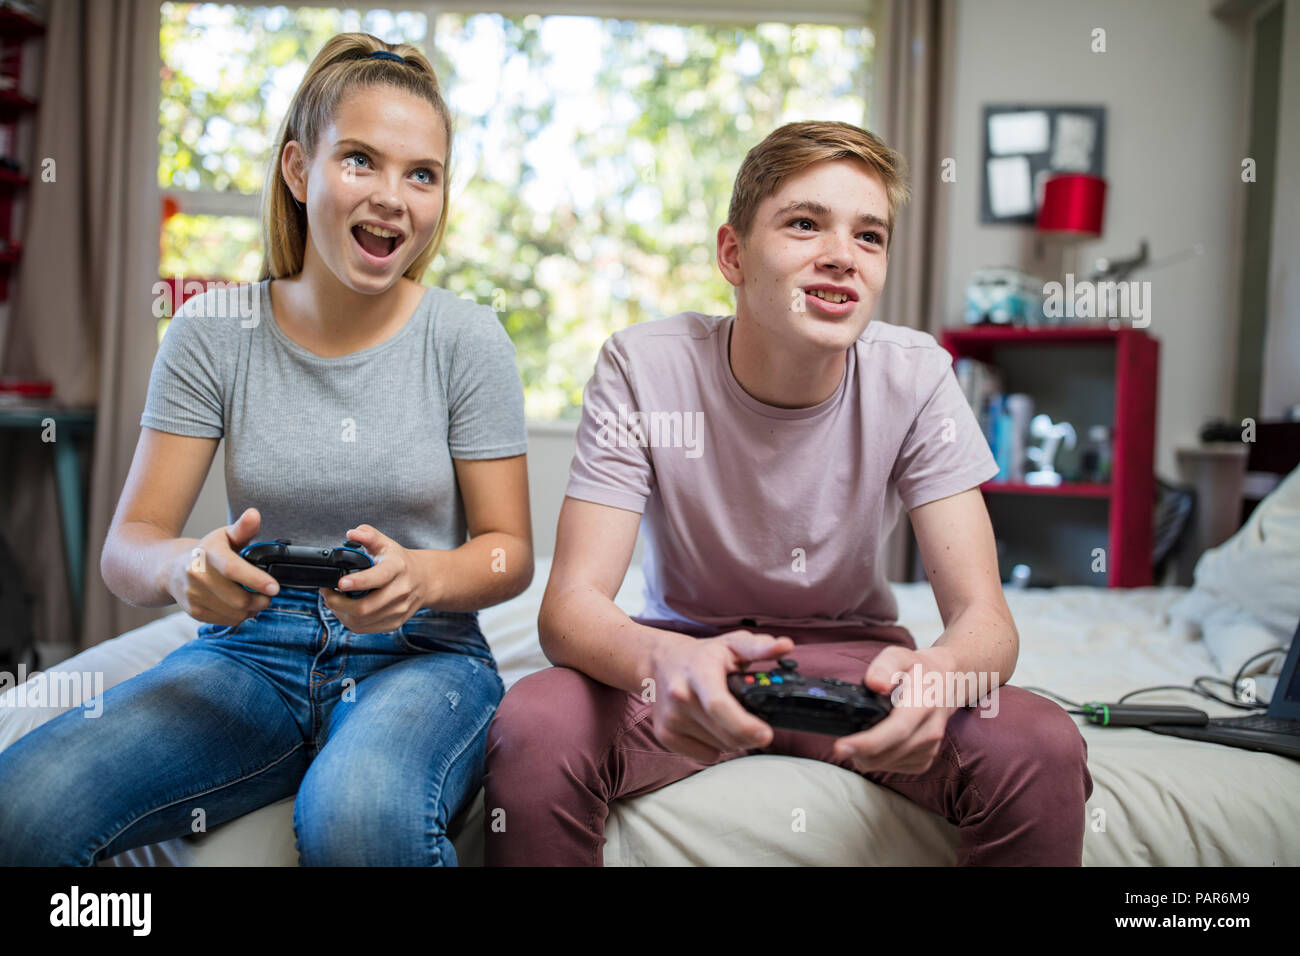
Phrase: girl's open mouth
[{"left": 351, "top": 224, "right": 403, "bottom": 265}]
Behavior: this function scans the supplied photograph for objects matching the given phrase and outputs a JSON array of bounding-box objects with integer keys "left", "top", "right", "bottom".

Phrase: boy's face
[{"left": 718, "top": 157, "right": 890, "bottom": 355}]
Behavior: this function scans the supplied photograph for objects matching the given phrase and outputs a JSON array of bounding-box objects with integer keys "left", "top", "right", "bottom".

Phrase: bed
[{"left": 2, "top": 552, "right": 1297, "bottom": 867}]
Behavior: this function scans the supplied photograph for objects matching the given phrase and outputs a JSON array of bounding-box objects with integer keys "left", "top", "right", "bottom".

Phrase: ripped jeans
[{"left": 0, "top": 585, "right": 503, "bottom": 866}]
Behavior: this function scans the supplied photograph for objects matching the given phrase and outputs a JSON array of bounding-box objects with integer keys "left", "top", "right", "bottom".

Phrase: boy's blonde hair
[
  {"left": 727, "top": 120, "right": 910, "bottom": 253},
  {"left": 259, "top": 33, "right": 453, "bottom": 281}
]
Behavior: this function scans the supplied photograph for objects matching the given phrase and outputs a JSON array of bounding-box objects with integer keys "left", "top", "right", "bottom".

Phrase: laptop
[{"left": 1145, "top": 618, "right": 1300, "bottom": 760}]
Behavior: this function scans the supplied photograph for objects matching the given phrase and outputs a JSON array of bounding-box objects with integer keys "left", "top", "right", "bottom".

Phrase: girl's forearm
[
  {"left": 414, "top": 533, "right": 533, "bottom": 612},
  {"left": 101, "top": 522, "right": 198, "bottom": 608}
]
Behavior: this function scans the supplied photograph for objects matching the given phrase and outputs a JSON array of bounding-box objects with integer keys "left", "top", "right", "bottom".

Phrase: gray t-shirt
[{"left": 140, "top": 278, "right": 527, "bottom": 552}]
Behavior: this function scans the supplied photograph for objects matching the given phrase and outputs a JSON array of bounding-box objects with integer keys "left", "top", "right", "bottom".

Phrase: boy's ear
[{"left": 716, "top": 222, "right": 744, "bottom": 289}]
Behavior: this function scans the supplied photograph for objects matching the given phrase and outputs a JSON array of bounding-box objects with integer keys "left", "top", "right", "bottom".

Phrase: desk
[{"left": 0, "top": 403, "right": 96, "bottom": 633}]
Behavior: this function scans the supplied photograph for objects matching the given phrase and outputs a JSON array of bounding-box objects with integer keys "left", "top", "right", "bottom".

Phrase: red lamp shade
[{"left": 1036, "top": 173, "right": 1106, "bottom": 237}]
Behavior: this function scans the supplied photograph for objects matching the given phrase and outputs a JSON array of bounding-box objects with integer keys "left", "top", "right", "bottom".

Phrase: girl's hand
[
  {"left": 170, "top": 507, "right": 278, "bottom": 627},
  {"left": 320, "top": 524, "right": 429, "bottom": 634}
]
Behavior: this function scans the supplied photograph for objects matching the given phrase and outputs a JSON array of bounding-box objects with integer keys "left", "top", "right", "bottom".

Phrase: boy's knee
[
  {"left": 1004, "top": 690, "right": 1092, "bottom": 797},
  {"left": 485, "top": 666, "right": 620, "bottom": 799},
  {"left": 1023, "top": 694, "right": 1088, "bottom": 766},
  {"left": 957, "top": 686, "right": 1089, "bottom": 775},
  {"left": 488, "top": 667, "right": 596, "bottom": 756}
]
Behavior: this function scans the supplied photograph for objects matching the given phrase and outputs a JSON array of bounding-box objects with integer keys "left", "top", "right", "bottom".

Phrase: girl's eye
[{"left": 345, "top": 151, "right": 436, "bottom": 184}]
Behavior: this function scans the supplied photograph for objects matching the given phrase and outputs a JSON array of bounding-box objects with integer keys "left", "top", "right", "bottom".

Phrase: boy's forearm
[
  {"left": 928, "top": 601, "right": 1020, "bottom": 688},
  {"left": 100, "top": 522, "right": 196, "bottom": 608},
  {"left": 539, "top": 584, "right": 695, "bottom": 696},
  {"left": 415, "top": 532, "right": 533, "bottom": 612}
]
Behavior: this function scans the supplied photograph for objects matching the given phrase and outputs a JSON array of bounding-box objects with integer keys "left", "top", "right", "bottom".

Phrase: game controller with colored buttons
[
  {"left": 727, "top": 657, "right": 893, "bottom": 736},
  {"left": 239, "top": 539, "right": 374, "bottom": 598}
]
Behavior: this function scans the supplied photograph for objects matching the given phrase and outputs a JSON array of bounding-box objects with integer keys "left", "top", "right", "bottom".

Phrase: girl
[{"left": 0, "top": 33, "right": 532, "bottom": 866}]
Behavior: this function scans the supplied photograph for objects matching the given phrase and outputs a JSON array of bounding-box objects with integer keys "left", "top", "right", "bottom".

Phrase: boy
[{"left": 483, "top": 121, "right": 1093, "bottom": 866}]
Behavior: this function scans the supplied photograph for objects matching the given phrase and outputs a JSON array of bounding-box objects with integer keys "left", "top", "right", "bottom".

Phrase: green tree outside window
[{"left": 159, "top": 4, "right": 873, "bottom": 419}]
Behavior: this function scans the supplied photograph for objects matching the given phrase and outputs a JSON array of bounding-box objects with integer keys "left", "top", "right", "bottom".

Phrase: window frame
[
  {"left": 160, "top": 0, "right": 882, "bottom": 217},
  {"left": 159, "top": 0, "right": 885, "bottom": 422}
]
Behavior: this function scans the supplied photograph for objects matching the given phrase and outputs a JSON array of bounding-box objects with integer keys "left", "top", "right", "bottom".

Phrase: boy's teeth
[{"left": 808, "top": 289, "right": 848, "bottom": 303}]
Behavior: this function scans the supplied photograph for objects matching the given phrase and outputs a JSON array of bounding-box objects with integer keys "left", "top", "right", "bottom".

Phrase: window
[
  {"left": 159, "top": 2, "right": 876, "bottom": 418},
  {"left": 159, "top": 3, "right": 432, "bottom": 277}
]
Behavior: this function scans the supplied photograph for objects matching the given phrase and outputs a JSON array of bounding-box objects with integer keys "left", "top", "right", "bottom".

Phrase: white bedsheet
[{"left": 3, "top": 561, "right": 1297, "bottom": 866}]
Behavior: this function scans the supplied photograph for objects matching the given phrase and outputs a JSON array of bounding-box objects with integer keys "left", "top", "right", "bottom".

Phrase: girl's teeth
[{"left": 353, "top": 224, "right": 398, "bottom": 259}]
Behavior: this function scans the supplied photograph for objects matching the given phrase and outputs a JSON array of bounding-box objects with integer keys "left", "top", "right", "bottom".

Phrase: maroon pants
[{"left": 483, "top": 622, "right": 1094, "bottom": 865}]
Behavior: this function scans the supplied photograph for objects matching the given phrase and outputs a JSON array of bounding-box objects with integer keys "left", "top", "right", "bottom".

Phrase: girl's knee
[
  {"left": 293, "top": 780, "right": 454, "bottom": 866},
  {"left": 0, "top": 748, "right": 103, "bottom": 865}
]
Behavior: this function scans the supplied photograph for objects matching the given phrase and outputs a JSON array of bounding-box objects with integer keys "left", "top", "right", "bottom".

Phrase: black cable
[
  {"left": 1117, "top": 680, "right": 1259, "bottom": 709},
  {"left": 1194, "top": 676, "right": 1260, "bottom": 709},
  {"left": 1026, "top": 645, "right": 1286, "bottom": 713},
  {"left": 1020, "top": 686, "right": 1081, "bottom": 708},
  {"left": 1232, "top": 646, "right": 1287, "bottom": 706}
]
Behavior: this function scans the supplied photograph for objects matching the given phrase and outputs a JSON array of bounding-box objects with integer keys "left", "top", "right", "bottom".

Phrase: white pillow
[{"left": 1167, "top": 463, "right": 1300, "bottom": 674}]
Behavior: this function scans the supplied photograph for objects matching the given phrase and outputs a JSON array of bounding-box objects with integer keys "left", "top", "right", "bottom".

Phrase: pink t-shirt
[{"left": 566, "top": 312, "right": 1000, "bottom": 631}]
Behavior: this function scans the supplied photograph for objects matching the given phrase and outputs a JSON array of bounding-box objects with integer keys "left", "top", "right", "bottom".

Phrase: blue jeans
[{"left": 0, "top": 586, "right": 503, "bottom": 866}]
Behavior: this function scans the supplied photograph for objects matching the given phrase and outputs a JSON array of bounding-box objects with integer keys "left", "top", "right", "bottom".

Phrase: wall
[
  {"left": 942, "top": 0, "right": 1255, "bottom": 477},
  {"left": 1261, "top": 0, "right": 1300, "bottom": 419}
]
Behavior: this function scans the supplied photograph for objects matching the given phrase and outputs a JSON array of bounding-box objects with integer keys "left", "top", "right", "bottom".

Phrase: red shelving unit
[
  {"left": 981, "top": 480, "right": 1112, "bottom": 498},
  {"left": 0, "top": 8, "right": 44, "bottom": 38},
  {"left": 942, "top": 326, "right": 1160, "bottom": 587},
  {"left": 0, "top": 6, "right": 42, "bottom": 302}
]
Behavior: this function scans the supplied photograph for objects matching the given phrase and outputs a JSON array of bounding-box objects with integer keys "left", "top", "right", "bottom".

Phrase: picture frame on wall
[{"left": 981, "top": 104, "right": 1107, "bottom": 225}]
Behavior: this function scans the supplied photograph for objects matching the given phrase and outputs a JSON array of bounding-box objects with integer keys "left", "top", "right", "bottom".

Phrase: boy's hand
[
  {"left": 649, "top": 629, "right": 796, "bottom": 762},
  {"left": 320, "top": 524, "right": 429, "bottom": 634},
  {"left": 831, "top": 645, "right": 962, "bottom": 776}
]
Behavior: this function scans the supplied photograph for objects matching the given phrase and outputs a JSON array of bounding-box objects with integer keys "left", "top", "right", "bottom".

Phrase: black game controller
[
  {"left": 728, "top": 658, "right": 893, "bottom": 737},
  {"left": 239, "top": 539, "right": 374, "bottom": 598}
]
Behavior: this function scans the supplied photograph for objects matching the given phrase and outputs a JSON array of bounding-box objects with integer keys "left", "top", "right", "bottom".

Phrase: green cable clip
[{"left": 1083, "top": 702, "right": 1109, "bottom": 725}]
